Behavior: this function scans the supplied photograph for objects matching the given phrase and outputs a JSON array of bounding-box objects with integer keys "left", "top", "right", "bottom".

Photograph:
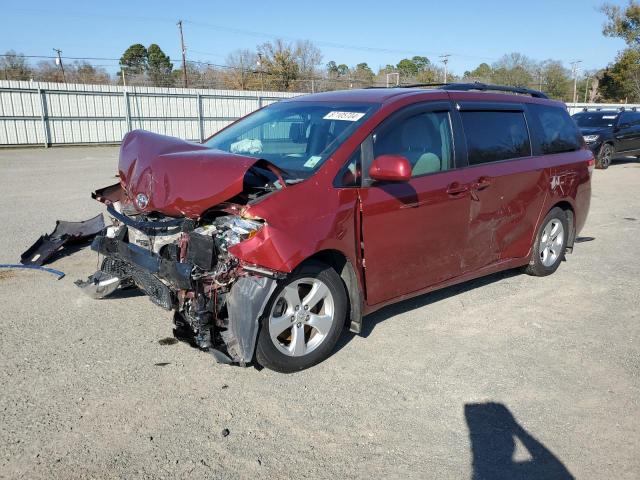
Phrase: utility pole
[
  {"left": 570, "top": 60, "right": 582, "bottom": 108},
  {"left": 439, "top": 54, "right": 451, "bottom": 83},
  {"left": 257, "top": 53, "right": 264, "bottom": 91},
  {"left": 53, "top": 48, "right": 66, "bottom": 83},
  {"left": 584, "top": 74, "right": 591, "bottom": 103},
  {"left": 177, "top": 20, "right": 188, "bottom": 88}
]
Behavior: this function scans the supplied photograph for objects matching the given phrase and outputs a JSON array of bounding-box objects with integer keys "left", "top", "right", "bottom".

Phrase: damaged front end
[{"left": 78, "top": 130, "right": 287, "bottom": 366}]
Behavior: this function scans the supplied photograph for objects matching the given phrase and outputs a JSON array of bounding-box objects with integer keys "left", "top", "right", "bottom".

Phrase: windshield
[
  {"left": 572, "top": 112, "right": 618, "bottom": 128},
  {"left": 205, "top": 101, "right": 378, "bottom": 179}
]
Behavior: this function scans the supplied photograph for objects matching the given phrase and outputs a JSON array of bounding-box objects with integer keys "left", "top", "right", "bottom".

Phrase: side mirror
[{"left": 369, "top": 154, "right": 412, "bottom": 182}]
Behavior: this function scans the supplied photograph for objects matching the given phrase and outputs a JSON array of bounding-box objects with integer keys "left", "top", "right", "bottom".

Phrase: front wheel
[
  {"left": 525, "top": 207, "right": 569, "bottom": 277},
  {"left": 255, "top": 262, "right": 347, "bottom": 373},
  {"left": 597, "top": 143, "right": 614, "bottom": 169}
]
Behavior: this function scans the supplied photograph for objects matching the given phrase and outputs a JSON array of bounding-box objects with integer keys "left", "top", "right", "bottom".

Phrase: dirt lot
[{"left": 0, "top": 147, "right": 638, "bottom": 479}]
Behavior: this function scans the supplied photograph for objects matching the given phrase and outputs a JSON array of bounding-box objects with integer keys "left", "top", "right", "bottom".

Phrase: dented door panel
[
  {"left": 358, "top": 170, "right": 470, "bottom": 306},
  {"left": 456, "top": 158, "right": 549, "bottom": 271}
]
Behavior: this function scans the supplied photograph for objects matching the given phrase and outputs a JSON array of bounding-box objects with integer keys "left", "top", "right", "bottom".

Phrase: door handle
[
  {"left": 446, "top": 182, "right": 469, "bottom": 196},
  {"left": 472, "top": 177, "right": 492, "bottom": 191}
]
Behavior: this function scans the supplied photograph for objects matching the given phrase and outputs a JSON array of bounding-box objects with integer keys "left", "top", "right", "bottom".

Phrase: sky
[{"left": 0, "top": 0, "right": 630, "bottom": 77}]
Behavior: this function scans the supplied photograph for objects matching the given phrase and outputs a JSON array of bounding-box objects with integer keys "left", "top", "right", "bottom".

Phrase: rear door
[
  {"left": 451, "top": 101, "right": 548, "bottom": 271},
  {"left": 614, "top": 112, "right": 640, "bottom": 152},
  {"left": 358, "top": 102, "right": 470, "bottom": 305}
]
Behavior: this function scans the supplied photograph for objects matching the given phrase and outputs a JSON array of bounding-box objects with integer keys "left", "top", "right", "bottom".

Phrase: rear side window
[
  {"left": 529, "top": 104, "right": 582, "bottom": 154},
  {"left": 460, "top": 111, "right": 531, "bottom": 165}
]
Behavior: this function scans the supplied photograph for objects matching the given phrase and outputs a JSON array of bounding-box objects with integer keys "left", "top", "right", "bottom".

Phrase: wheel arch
[
  {"left": 550, "top": 200, "right": 576, "bottom": 253},
  {"left": 298, "top": 249, "right": 364, "bottom": 334}
]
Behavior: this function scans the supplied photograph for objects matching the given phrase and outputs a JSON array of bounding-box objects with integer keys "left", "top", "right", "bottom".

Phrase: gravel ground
[{"left": 0, "top": 147, "right": 638, "bottom": 479}]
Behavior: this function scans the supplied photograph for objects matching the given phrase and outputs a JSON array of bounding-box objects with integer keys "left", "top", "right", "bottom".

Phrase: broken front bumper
[{"left": 86, "top": 230, "right": 277, "bottom": 366}]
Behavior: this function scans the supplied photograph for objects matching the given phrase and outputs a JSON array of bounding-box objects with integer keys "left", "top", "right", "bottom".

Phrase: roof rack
[
  {"left": 396, "top": 82, "right": 549, "bottom": 99},
  {"left": 581, "top": 107, "right": 619, "bottom": 112}
]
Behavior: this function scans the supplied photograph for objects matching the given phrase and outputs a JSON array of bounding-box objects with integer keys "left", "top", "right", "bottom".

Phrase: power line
[{"left": 7, "top": 7, "right": 498, "bottom": 62}]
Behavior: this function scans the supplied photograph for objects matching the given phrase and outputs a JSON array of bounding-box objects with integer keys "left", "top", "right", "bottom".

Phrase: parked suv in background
[
  {"left": 82, "top": 83, "right": 593, "bottom": 372},
  {"left": 572, "top": 108, "right": 640, "bottom": 169}
]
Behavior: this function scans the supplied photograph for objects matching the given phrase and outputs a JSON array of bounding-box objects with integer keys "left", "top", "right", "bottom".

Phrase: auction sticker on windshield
[{"left": 323, "top": 111, "right": 366, "bottom": 121}]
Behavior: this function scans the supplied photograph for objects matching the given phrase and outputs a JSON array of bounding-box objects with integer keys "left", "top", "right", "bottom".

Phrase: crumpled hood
[{"left": 119, "top": 130, "right": 259, "bottom": 218}]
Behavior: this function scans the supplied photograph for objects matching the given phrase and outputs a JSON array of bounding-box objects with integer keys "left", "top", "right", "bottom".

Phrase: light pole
[
  {"left": 583, "top": 74, "right": 592, "bottom": 103},
  {"left": 256, "top": 53, "right": 264, "bottom": 91},
  {"left": 570, "top": 60, "right": 582, "bottom": 108}
]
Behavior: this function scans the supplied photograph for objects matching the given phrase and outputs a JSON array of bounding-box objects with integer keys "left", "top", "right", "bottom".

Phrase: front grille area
[{"left": 102, "top": 257, "right": 173, "bottom": 310}]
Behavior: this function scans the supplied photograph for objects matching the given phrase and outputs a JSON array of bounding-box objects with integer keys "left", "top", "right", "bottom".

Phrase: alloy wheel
[
  {"left": 268, "top": 277, "right": 335, "bottom": 357},
  {"left": 539, "top": 219, "right": 565, "bottom": 267}
]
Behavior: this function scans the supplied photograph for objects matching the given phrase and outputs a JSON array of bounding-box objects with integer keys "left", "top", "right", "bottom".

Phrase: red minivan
[{"left": 83, "top": 83, "right": 593, "bottom": 372}]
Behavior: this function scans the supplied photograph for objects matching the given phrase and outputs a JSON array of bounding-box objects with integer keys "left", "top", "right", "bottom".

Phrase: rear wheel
[
  {"left": 525, "top": 207, "right": 568, "bottom": 277},
  {"left": 255, "top": 262, "right": 347, "bottom": 373},
  {"left": 597, "top": 143, "right": 614, "bottom": 169}
]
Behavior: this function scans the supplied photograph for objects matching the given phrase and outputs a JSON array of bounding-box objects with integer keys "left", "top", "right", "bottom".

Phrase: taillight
[{"left": 587, "top": 158, "right": 595, "bottom": 174}]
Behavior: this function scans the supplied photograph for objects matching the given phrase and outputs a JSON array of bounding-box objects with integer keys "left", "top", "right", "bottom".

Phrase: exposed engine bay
[
  {"left": 76, "top": 130, "right": 295, "bottom": 366},
  {"left": 80, "top": 203, "right": 277, "bottom": 365}
]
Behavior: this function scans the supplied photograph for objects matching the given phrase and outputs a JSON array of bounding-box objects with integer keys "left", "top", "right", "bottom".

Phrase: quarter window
[
  {"left": 460, "top": 111, "right": 531, "bottom": 165},
  {"left": 529, "top": 104, "right": 582, "bottom": 154},
  {"left": 373, "top": 111, "right": 454, "bottom": 176}
]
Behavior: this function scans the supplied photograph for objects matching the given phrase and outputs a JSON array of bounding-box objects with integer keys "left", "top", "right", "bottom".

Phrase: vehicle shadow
[
  {"left": 465, "top": 402, "right": 574, "bottom": 480},
  {"left": 335, "top": 269, "right": 521, "bottom": 351},
  {"left": 611, "top": 156, "right": 639, "bottom": 165}
]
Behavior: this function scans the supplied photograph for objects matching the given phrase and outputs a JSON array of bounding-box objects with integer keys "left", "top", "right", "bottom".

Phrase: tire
[
  {"left": 596, "top": 143, "right": 614, "bottom": 169},
  {"left": 255, "top": 261, "right": 348, "bottom": 373},
  {"left": 525, "top": 207, "right": 569, "bottom": 277}
]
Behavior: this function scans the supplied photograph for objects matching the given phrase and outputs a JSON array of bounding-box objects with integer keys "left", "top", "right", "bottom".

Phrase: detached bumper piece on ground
[{"left": 20, "top": 214, "right": 105, "bottom": 266}]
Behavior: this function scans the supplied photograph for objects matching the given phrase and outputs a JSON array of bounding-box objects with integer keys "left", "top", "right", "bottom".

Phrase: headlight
[
  {"left": 214, "top": 216, "right": 264, "bottom": 251},
  {"left": 583, "top": 134, "right": 600, "bottom": 143}
]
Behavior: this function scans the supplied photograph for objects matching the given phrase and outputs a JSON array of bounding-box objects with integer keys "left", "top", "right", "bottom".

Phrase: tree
[
  {"left": 34, "top": 60, "right": 62, "bottom": 82},
  {"left": 69, "top": 61, "right": 110, "bottom": 84},
  {"left": 599, "top": 1, "right": 640, "bottom": 101},
  {"left": 295, "top": 40, "right": 322, "bottom": 76},
  {"left": 351, "top": 62, "right": 374, "bottom": 86},
  {"left": 397, "top": 58, "right": 419, "bottom": 77},
  {"left": 411, "top": 56, "right": 430, "bottom": 72},
  {"left": 119, "top": 44, "right": 148, "bottom": 78},
  {"left": 225, "top": 49, "right": 257, "bottom": 90},
  {"left": 464, "top": 63, "right": 493, "bottom": 82},
  {"left": 599, "top": 48, "right": 640, "bottom": 101},
  {"left": 1, "top": 50, "right": 31, "bottom": 80},
  {"left": 601, "top": 1, "right": 640, "bottom": 46},
  {"left": 336, "top": 64, "right": 349, "bottom": 77},
  {"left": 326, "top": 61, "right": 339, "bottom": 77},
  {"left": 540, "top": 60, "right": 572, "bottom": 101},
  {"left": 147, "top": 44, "right": 173, "bottom": 87},
  {"left": 491, "top": 53, "right": 535, "bottom": 87},
  {"left": 257, "top": 39, "right": 300, "bottom": 90}
]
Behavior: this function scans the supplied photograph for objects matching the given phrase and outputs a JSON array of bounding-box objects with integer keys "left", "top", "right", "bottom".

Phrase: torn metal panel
[
  {"left": 20, "top": 214, "right": 105, "bottom": 266},
  {"left": 225, "top": 275, "right": 277, "bottom": 365}
]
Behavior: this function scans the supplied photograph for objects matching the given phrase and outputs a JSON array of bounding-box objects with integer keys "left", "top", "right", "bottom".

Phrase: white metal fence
[
  {"left": 0, "top": 81, "right": 301, "bottom": 147},
  {"left": 3, "top": 82, "right": 639, "bottom": 148}
]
